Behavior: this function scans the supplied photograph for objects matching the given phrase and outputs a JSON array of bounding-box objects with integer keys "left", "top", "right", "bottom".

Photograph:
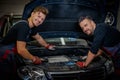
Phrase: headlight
[
  {"left": 17, "top": 66, "right": 47, "bottom": 80},
  {"left": 104, "top": 60, "right": 114, "bottom": 75}
]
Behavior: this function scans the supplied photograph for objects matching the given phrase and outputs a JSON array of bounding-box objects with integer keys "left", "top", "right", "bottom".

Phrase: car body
[
  {"left": 17, "top": 36, "right": 114, "bottom": 80},
  {"left": 0, "top": 0, "right": 119, "bottom": 80},
  {"left": 16, "top": 0, "right": 116, "bottom": 80}
]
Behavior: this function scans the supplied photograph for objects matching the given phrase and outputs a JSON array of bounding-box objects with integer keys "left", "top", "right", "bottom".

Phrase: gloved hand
[
  {"left": 45, "top": 44, "right": 56, "bottom": 50},
  {"left": 76, "top": 61, "right": 85, "bottom": 68},
  {"left": 32, "top": 56, "right": 42, "bottom": 65}
]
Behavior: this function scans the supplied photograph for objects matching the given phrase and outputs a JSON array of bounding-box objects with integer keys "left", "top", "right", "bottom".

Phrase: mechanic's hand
[
  {"left": 45, "top": 44, "right": 56, "bottom": 50},
  {"left": 32, "top": 56, "right": 42, "bottom": 65},
  {"left": 76, "top": 61, "right": 85, "bottom": 68}
]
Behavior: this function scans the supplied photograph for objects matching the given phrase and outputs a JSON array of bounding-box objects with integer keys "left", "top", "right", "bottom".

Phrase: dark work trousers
[
  {"left": 0, "top": 44, "right": 17, "bottom": 80},
  {"left": 103, "top": 43, "right": 120, "bottom": 80}
]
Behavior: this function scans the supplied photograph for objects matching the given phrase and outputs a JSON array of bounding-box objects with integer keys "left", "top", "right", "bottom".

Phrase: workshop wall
[{"left": 0, "top": 0, "right": 30, "bottom": 17}]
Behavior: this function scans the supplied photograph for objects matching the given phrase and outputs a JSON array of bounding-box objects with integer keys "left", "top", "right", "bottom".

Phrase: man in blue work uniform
[
  {"left": 0, "top": 6, "right": 55, "bottom": 64},
  {"left": 0, "top": 6, "right": 56, "bottom": 80},
  {"left": 78, "top": 16, "right": 120, "bottom": 79}
]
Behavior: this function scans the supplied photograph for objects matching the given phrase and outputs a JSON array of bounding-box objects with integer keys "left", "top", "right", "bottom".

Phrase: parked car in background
[{"left": 0, "top": 0, "right": 119, "bottom": 80}]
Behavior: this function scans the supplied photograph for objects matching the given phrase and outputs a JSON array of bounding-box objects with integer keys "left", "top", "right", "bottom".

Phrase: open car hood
[{"left": 22, "top": 0, "right": 105, "bottom": 33}]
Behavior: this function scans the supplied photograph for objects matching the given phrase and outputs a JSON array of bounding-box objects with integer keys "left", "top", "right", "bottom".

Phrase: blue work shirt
[{"left": 90, "top": 23, "right": 120, "bottom": 55}]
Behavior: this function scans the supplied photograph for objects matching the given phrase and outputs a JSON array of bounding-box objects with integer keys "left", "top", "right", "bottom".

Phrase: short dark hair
[{"left": 78, "top": 16, "right": 93, "bottom": 23}]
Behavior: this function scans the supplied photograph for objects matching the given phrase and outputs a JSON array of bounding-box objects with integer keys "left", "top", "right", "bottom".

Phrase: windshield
[{"left": 28, "top": 37, "right": 89, "bottom": 47}]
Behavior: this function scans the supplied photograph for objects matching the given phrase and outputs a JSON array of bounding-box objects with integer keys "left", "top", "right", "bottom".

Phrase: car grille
[
  {"left": 80, "top": 67, "right": 106, "bottom": 80},
  {"left": 51, "top": 67, "right": 106, "bottom": 80}
]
